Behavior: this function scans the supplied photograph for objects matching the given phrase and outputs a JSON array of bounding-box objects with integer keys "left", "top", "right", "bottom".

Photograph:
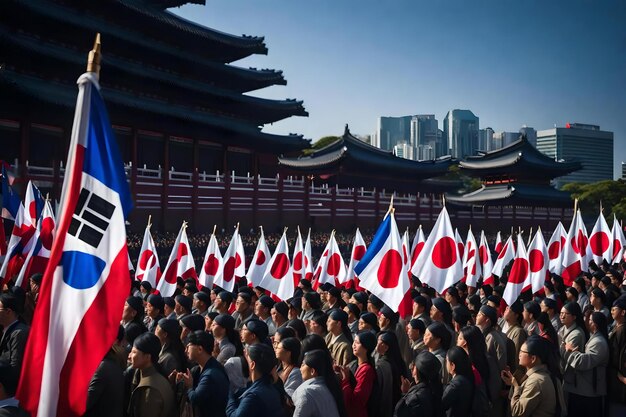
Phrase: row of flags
[{"left": 2, "top": 37, "right": 626, "bottom": 416}]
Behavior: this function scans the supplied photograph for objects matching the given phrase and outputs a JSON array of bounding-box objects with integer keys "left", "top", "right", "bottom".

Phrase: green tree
[
  {"left": 562, "top": 179, "right": 626, "bottom": 225},
  {"left": 302, "top": 136, "right": 341, "bottom": 155}
]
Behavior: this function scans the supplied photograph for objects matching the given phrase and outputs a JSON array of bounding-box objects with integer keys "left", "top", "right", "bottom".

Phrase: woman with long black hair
[
  {"left": 339, "top": 331, "right": 377, "bottom": 417},
  {"left": 292, "top": 349, "right": 347, "bottom": 417},
  {"left": 276, "top": 337, "right": 303, "bottom": 398},
  {"left": 375, "top": 331, "right": 409, "bottom": 417},
  {"left": 564, "top": 311, "right": 610, "bottom": 417},
  {"left": 442, "top": 346, "right": 474, "bottom": 417},
  {"left": 393, "top": 351, "right": 443, "bottom": 417}
]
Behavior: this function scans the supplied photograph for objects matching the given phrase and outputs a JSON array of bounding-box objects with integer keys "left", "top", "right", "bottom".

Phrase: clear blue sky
[{"left": 173, "top": 0, "right": 626, "bottom": 178}]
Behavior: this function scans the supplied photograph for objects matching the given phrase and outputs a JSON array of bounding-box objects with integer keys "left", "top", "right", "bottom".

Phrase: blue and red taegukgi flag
[{"left": 17, "top": 70, "right": 132, "bottom": 416}]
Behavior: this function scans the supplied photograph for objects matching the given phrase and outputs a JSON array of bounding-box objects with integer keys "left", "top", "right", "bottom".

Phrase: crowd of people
[{"left": 1, "top": 257, "right": 626, "bottom": 417}]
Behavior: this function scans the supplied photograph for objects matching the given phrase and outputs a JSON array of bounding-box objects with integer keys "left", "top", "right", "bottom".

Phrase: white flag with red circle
[
  {"left": 589, "top": 210, "right": 612, "bottom": 266},
  {"left": 561, "top": 209, "right": 588, "bottom": 286},
  {"left": 411, "top": 207, "right": 462, "bottom": 294},
  {"left": 527, "top": 227, "right": 549, "bottom": 295},
  {"left": 198, "top": 231, "right": 222, "bottom": 290},
  {"left": 463, "top": 228, "right": 481, "bottom": 287},
  {"left": 611, "top": 215, "right": 626, "bottom": 264},
  {"left": 347, "top": 228, "right": 367, "bottom": 287},
  {"left": 303, "top": 228, "right": 313, "bottom": 281},
  {"left": 258, "top": 230, "right": 293, "bottom": 301},
  {"left": 503, "top": 234, "right": 530, "bottom": 306},
  {"left": 216, "top": 225, "right": 245, "bottom": 293},
  {"left": 135, "top": 223, "right": 160, "bottom": 287},
  {"left": 355, "top": 210, "right": 409, "bottom": 311},
  {"left": 316, "top": 231, "right": 347, "bottom": 287},
  {"left": 455, "top": 228, "right": 464, "bottom": 261},
  {"left": 491, "top": 235, "right": 515, "bottom": 279},
  {"left": 157, "top": 222, "right": 197, "bottom": 297},
  {"left": 292, "top": 227, "right": 305, "bottom": 286},
  {"left": 410, "top": 225, "right": 426, "bottom": 271},
  {"left": 494, "top": 231, "right": 503, "bottom": 254},
  {"left": 247, "top": 228, "right": 269, "bottom": 288},
  {"left": 478, "top": 230, "right": 493, "bottom": 286},
  {"left": 547, "top": 222, "right": 567, "bottom": 274}
]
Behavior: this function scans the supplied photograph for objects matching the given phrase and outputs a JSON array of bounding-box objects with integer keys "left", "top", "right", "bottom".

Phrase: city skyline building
[
  {"left": 478, "top": 127, "right": 494, "bottom": 151},
  {"left": 443, "top": 109, "right": 479, "bottom": 159},
  {"left": 537, "top": 123, "right": 614, "bottom": 187},
  {"left": 374, "top": 115, "right": 413, "bottom": 152}
]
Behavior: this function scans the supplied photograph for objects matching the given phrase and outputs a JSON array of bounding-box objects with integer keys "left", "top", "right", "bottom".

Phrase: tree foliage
[
  {"left": 562, "top": 179, "right": 626, "bottom": 225},
  {"left": 302, "top": 136, "right": 341, "bottom": 155}
]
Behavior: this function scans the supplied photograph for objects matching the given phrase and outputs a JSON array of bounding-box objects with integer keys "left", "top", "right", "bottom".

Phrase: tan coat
[
  {"left": 510, "top": 364, "right": 564, "bottom": 417},
  {"left": 506, "top": 323, "right": 528, "bottom": 371},
  {"left": 325, "top": 332, "right": 354, "bottom": 366},
  {"left": 128, "top": 366, "right": 176, "bottom": 417}
]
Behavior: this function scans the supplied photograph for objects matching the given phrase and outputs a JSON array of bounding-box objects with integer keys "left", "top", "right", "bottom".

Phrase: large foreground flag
[
  {"left": 588, "top": 209, "right": 612, "bottom": 266},
  {"left": 135, "top": 222, "right": 160, "bottom": 288},
  {"left": 412, "top": 207, "right": 462, "bottom": 294},
  {"left": 356, "top": 209, "right": 409, "bottom": 311},
  {"left": 17, "top": 59, "right": 133, "bottom": 417},
  {"left": 157, "top": 222, "right": 196, "bottom": 297}
]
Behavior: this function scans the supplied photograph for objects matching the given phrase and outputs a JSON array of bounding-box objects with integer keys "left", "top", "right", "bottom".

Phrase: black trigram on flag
[{"left": 68, "top": 188, "right": 116, "bottom": 248}]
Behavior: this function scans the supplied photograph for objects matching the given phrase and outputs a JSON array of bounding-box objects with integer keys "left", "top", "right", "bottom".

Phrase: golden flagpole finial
[{"left": 87, "top": 33, "right": 101, "bottom": 77}]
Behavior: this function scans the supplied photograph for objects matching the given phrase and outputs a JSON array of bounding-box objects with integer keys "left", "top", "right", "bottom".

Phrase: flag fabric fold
[
  {"left": 547, "top": 222, "right": 567, "bottom": 274},
  {"left": 135, "top": 223, "right": 160, "bottom": 288},
  {"left": 463, "top": 228, "right": 481, "bottom": 287},
  {"left": 198, "top": 231, "right": 222, "bottom": 290},
  {"left": 258, "top": 230, "right": 293, "bottom": 300},
  {"left": 527, "top": 228, "right": 549, "bottom": 295},
  {"left": 315, "top": 231, "right": 347, "bottom": 287},
  {"left": 346, "top": 228, "right": 367, "bottom": 289},
  {"left": 478, "top": 231, "right": 493, "bottom": 286},
  {"left": 157, "top": 222, "right": 196, "bottom": 297},
  {"left": 561, "top": 209, "right": 588, "bottom": 286},
  {"left": 611, "top": 215, "right": 626, "bottom": 264},
  {"left": 247, "top": 228, "right": 269, "bottom": 288},
  {"left": 216, "top": 226, "right": 244, "bottom": 292},
  {"left": 17, "top": 71, "right": 133, "bottom": 417},
  {"left": 503, "top": 234, "right": 530, "bottom": 306},
  {"left": 589, "top": 210, "right": 612, "bottom": 266},
  {"left": 491, "top": 235, "right": 515, "bottom": 279}
]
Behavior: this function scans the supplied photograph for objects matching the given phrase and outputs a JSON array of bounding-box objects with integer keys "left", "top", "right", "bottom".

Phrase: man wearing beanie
[
  {"left": 270, "top": 301, "right": 289, "bottom": 331},
  {"left": 477, "top": 304, "right": 508, "bottom": 417},
  {"left": 128, "top": 333, "right": 175, "bottom": 417},
  {"left": 145, "top": 294, "right": 165, "bottom": 334},
  {"left": 122, "top": 296, "right": 146, "bottom": 330},
  {"left": 424, "top": 322, "right": 451, "bottom": 384},
  {"left": 193, "top": 291, "right": 211, "bottom": 317},
  {"left": 411, "top": 295, "right": 432, "bottom": 327},
  {"left": 255, "top": 295, "right": 276, "bottom": 336},
  {"left": 174, "top": 295, "right": 192, "bottom": 320}
]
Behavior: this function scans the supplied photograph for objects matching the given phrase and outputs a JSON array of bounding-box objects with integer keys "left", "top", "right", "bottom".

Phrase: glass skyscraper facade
[{"left": 443, "top": 109, "right": 479, "bottom": 159}]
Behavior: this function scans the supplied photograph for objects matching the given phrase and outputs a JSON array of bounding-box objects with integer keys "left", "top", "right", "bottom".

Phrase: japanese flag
[
  {"left": 216, "top": 225, "right": 245, "bottom": 293},
  {"left": 589, "top": 210, "right": 612, "bottom": 265},
  {"left": 410, "top": 225, "right": 426, "bottom": 271},
  {"left": 503, "top": 234, "right": 530, "bottom": 306},
  {"left": 198, "top": 230, "right": 222, "bottom": 290},
  {"left": 478, "top": 231, "right": 493, "bottom": 286},
  {"left": 258, "top": 230, "right": 293, "bottom": 301},
  {"left": 411, "top": 207, "right": 462, "bottom": 295},
  {"left": 303, "top": 228, "right": 313, "bottom": 281},
  {"left": 455, "top": 228, "right": 464, "bottom": 261},
  {"left": 346, "top": 228, "right": 367, "bottom": 287},
  {"left": 547, "top": 222, "right": 567, "bottom": 274},
  {"left": 562, "top": 209, "right": 588, "bottom": 286},
  {"left": 492, "top": 235, "right": 515, "bottom": 279},
  {"left": 527, "top": 227, "right": 549, "bottom": 295},
  {"left": 247, "top": 227, "right": 269, "bottom": 288},
  {"left": 157, "top": 222, "right": 196, "bottom": 297},
  {"left": 611, "top": 215, "right": 626, "bottom": 264},
  {"left": 463, "top": 227, "right": 481, "bottom": 287},
  {"left": 316, "top": 231, "right": 347, "bottom": 287},
  {"left": 135, "top": 222, "right": 160, "bottom": 287},
  {"left": 292, "top": 227, "right": 305, "bottom": 285},
  {"left": 494, "top": 231, "right": 503, "bottom": 254}
]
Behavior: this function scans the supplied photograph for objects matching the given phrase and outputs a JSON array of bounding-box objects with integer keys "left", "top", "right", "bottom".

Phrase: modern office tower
[
  {"left": 393, "top": 143, "right": 415, "bottom": 160},
  {"left": 375, "top": 116, "right": 413, "bottom": 151},
  {"left": 621, "top": 162, "right": 626, "bottom": 180},
  {"left": 443, "top": 109, "right": 479, "bottom": 159},
  {"left": 478, "top": 127, "right": 494, "bottom": 151},
  {"left": 493, "top": 131, "right": 520, "bottom": 149},
  {"left": 537, "top": 123, "right": 614, "bottom": 187},
  {"left": 411, "top": 115, "right": 440, "bottom": 159},
  {"left": 519, "top": 126, "right": 537, "bottom": 147}
]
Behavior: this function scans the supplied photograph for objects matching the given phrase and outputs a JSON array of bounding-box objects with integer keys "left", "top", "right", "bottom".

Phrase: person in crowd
[
  {"left": 255, "top": 295, "right": 277, "bottom": 336},
  {"left": 180, "top": 314, "right": 206, "bottom": 345},
  {"left": 127, "top": 333, "right": 176, "bottom": 417},
  {"left": 564, "top": 311, "right": 610, "bottom": 417},
  {"left": 289, "top": 298, "right": 303, "bottom": 321},
  {"left": 297, "top": 279, "right": 313, "bottom": 295},
  {"left": 155, "top": 318, "right": 187, "bottom": 377},
  {"left": 367, "top": 294, "right": 384, "bottom": 315},
  {"left": 211, "top": 314, "right": 243, "bottom": 365},
  {"left": 0, "top": 360, "right": 29, "bottom": 417},
  {"left": 466, "top": 294, "right": 481, "bottom": 322},
  {"left": 608, "top": 297, "right": 626, "bottom": 415},
  {"left": 139, "top": 281, "right": 152, "bottom": 299},
  {"left": 565, "top": 287, "right": 579, "bottom": 305},
  {"left": 122, "top": 296, "right": 147, "bottom": 330},
  {"left": 424, "top": 322, "right": 451, "bottom": 385},
  {"left": 500, "top": 335, "right": 564, "bottom": 417},
  {"left": 458, "top": 325, "right": 496, "bottom": 411},
  {"left": 163, "top": 297, "right": 176, "bottom": 320},
  {"left": 452, "top": 305, "right": 472, "bottom": 333},
  {"left": 522, "top": 301, "right": 541, "bottom": 336},
  {"left": 325, "top": 309, "right": 354, "bottom": 366},
  {"left": 275, "top": 337, "right": 303, "bottom": 398},
  {"left": 292, "top": 349, "right": 345, "bottom": 417},
  {"left": 442, "top": 346, "right": 473, "bottom": 417},
  {"left": 344, "top": 303, "right": 361, "bottom": 336},
  {"left": 537, "top": 312, "right": 559, "bottom": 347},
  {"left": 144, "top": 294, "right": 165, "bottom": 333},
  {"left": 172, "top": 331, "right": 229, "bottom": 417},
  {"left": 412, "top": 295, "right": 432, "bottom": 327},
  {"left": 394, "top": 351, "right": 442, "bottom": 417},
  {"left": 379, "top": 305, "right": 412, "bottom": 365},
  {"left": 309, "top": 310, "right": 328, "bottom": 338},
  {"left": 215, "top": 291, "right": 235, "bottom": 318},
  {"left": 174, "top": 295, "right": 193, "bottom": 320},
  {"left": 85, "top": 335, "right": 126, "bottom": 417},
  {"left": 226, "top": 343, "right": 285, "bottom": 417},
  {"left": 541, "top": 297, "right": 561, "bottom": 331},
  {"left": 271, "top": 301, "right": 290, "bottom": 331},
  {"left": 430, "top": 298, "right": 455, "bottom": 340},
  {"left": 182, "top": 282, "right": 198, "bottom": 298},
  {"left": 444, "top": 287, "right": 463, "bottom": 311},
  {"left": 573, "top": 277, "right": 590, "bottom": 312},
  {"left": 205, "top": 311, "right": 219, "bottom": 332},
  {"left": 274, "top": 327, "right": 297, "bottom": 347},
  {"left": 502, "top": 301, "right": 527, "bottom": 369},
  {"left": 193, "top": 291, "right": 211, "bottom": 317},
  {"left": 339, "top": 331, "right": 377, "bottom": 417},
  {"left": 350, "top": 292, "right": 368, "bottom": 315},
  {"left": 376, "top": 331, "right": 409, "bottom": 417},
  {"left": 286, "top": 319, "right": 308, "bottom": 341},
  {"left": 476, "top": 305, "right": 508, "bottom": 373},
  {"left": 407, "top": 318, "right": 427, "bottom": 357},
  {"left": 358, "top": 312, "right": 380, "bottom": 334},
  {"left": 323, "top": 286, "right": 345, "bottom": 312},
  {"left": 590, "top": 288, "right": 610, "bottom": 319},
  {"left": 0, "top": 294, "right": 29, "bottom": 379},
  {"left": 300, "top": 334, "right": 331, "bottom": 361},
  {"left": 559, "top": 301, "right": 588, "bottom": 398},
  {"left": 301, "top": 292, "right": 322, "bottom": 322}
]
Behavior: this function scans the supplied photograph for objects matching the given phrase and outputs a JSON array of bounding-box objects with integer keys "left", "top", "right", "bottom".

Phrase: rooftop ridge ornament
[{"left": 87, "top": 33, "right": 101, "bottom": 78}]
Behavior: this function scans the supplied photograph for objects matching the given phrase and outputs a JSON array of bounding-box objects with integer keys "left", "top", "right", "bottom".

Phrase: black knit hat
[
  {"left": 258, "top": 295, "right": 275, "bottom": 309},
  {"left": 133, "top": 333, "right": 161, "bottom": 362},
  {"left": 244, "top": 318, "right": 269, "bottom": 341},
  {"left": 147, "top": 294, "right": 164, "bottom": 311},
  {"left": 218, "top": 291, "right": 234, "bottom": 305},
  {"left": 126, "top": 296, "right": 143, "bottom": 313},
  {"left": 479, "top": 305, "right": 497, "bottom": 326},
  {"left": 157, "top": 318, "right": 181, "bottom": 338},
  {"left": 194, "top": 291, "right": 210, "bottom": 304},
  {"left": 356, "top": 330, "right": 377, "bottom": 353},
  {"left": 214, "top": 314, "right": 236, "bottom": 330},
  {"left": 273, "top": 301, "right": 289, "bottom": 319},
  {"left": 175, "top": 295, "right": 192, "bottom": 312},
  {"left": 180, "top": 314, "right": 205, "bottom": 332}
]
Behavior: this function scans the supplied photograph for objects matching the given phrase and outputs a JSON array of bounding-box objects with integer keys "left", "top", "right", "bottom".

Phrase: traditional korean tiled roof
[{"left": 445, "top": 183, "right": 573, "bottom": 207}]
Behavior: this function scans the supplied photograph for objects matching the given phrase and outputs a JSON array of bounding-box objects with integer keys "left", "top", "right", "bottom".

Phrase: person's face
[
  {"left": 412, "top": 302, "right": 420, "bottom": 317},
  {"left": 155, "top": 325, "right": 167, "bottom": 344},
  {"left": 586, "top": 314, "right": 597, "bottom": 333},
  {"left": 423, "top": 329, "right": 437, "bottom": 349},
  {"left": 446, "top": 357, "right": 455, "bottom": 375},
  {"left": 540, "top": 301, "right": 549, "bottom": 313},
  {"left": 122, "top": 302, "right": 137, "bottom": 322},
  {"left": 236, "top": 297, "right": 248, "bottom": 314},
  {"left": 204, "top": 315, "right": 213, "bottom": 332},
  {"left": 367, "top": 301, "right": 377, "bottom": 313},
  {"left": 145, "top": 302, "right": 159, "bottom": 318},
  {"left": 309, "top": 320, "right": 324, "bottom": 336},
  {"left": 522, "top": 309, "right": 532, "bottom": 323},
  {"left": 327, "top": 317, "right": 341, "bottom": 334},
  {"left": 210, "top": 291, "right": 217, "bottom": 304},
  {"left": 275, "top": 342, "right": 290, "bottom": 363},
  {"left": 407, "top": 326, "right": 420, "bottom": 342},
  {"left": 456, "top": 331, "right": 467, "bottom": 350},
  {"left": 129, "top": 347, "right": 150, "bottom": 369},
  {"left": 611, "top": 306, "right": 625, "bottom": 322},
  {"left": 300, "top": 362, "right": 315, "bottom": 381},
  {"left": 352, "top": 335, "right": 366, "bottom": 357},
  {"left": 475, "top": 311, "right": 488, "bottom": 327},
  {"left": 566, "top": 292, "right": 576, "bottom": 302},
  {"left": 210, "top": 321, "right": 225, "bottom": 338},
  {"left": 182, "top": 289, "right": 193, "bottom": 297},
  {"left": 181, "top": 326, "right": 191, "bottom": 342},
  {"left": 271, "top": 307, "right": 282, "bottom": 324},
  {"left": 358, "top": 318, "right": 369, "bottom": 331},
  {"left": 518, "top": 343, "right": 533, "bottom": 368},
  {"left": 164, "top": 304, "right": 175, "bottom": 316},
  {"left": 30, "top": 279, "right": 40, "bottom": 294},
  {"left": 590, "top": 293, "right": 601, "bottom": 308},
  {"left": 254, "top": 300, "right": 264, "bottom": 317},
  {"left": 241, "top": 325, "right": 256, "bottom": 345},
  {"left": 376, "top": 337, "right": 388, "bottom": 356},
  {"left": 342, "top": 292, "right": 351, "bottom": 305},
  {"left": 430, "top": 305, "right": 442, "bottom": 321},
  {"left": 185, "top": 343, "right": 201, "bottom": 362},
  {"left": 560, "top": 309, "right": 575, "bottom": 327},
  {"left": 174, "top": 301, "right": 184, "bottom": 315},
  {"left": 288, "top": 306, "right": 298, "bottom": 320},
  {"left": 378, "top": 314, "right": 389, "bottom": 329}
]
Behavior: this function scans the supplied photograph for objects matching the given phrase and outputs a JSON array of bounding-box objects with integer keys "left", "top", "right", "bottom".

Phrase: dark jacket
[
  {"left": 226, "top": 376, "right": 285, "bottom": 417},
  {"left": 441, "top": 374, "right": 473, "bottom": 417},
  {"left": 84, "top": 352, "right": 125, "bottom": 417},
  {"left": 0, "top": 321, "right": 29, "bottom": 377},
  {"left": 393, "top": 382, "right": 437, "bottom": 417},
  {"left": 128, "top": 366, "right": 176, "bottom": 417},
  {"left": 187, "top": 357, "right": 230, "bottom": 417}
]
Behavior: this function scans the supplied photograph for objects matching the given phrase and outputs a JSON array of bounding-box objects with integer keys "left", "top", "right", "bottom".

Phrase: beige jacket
[{"left": 510, "top": 364, "right": 565, "bottom": 417}]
